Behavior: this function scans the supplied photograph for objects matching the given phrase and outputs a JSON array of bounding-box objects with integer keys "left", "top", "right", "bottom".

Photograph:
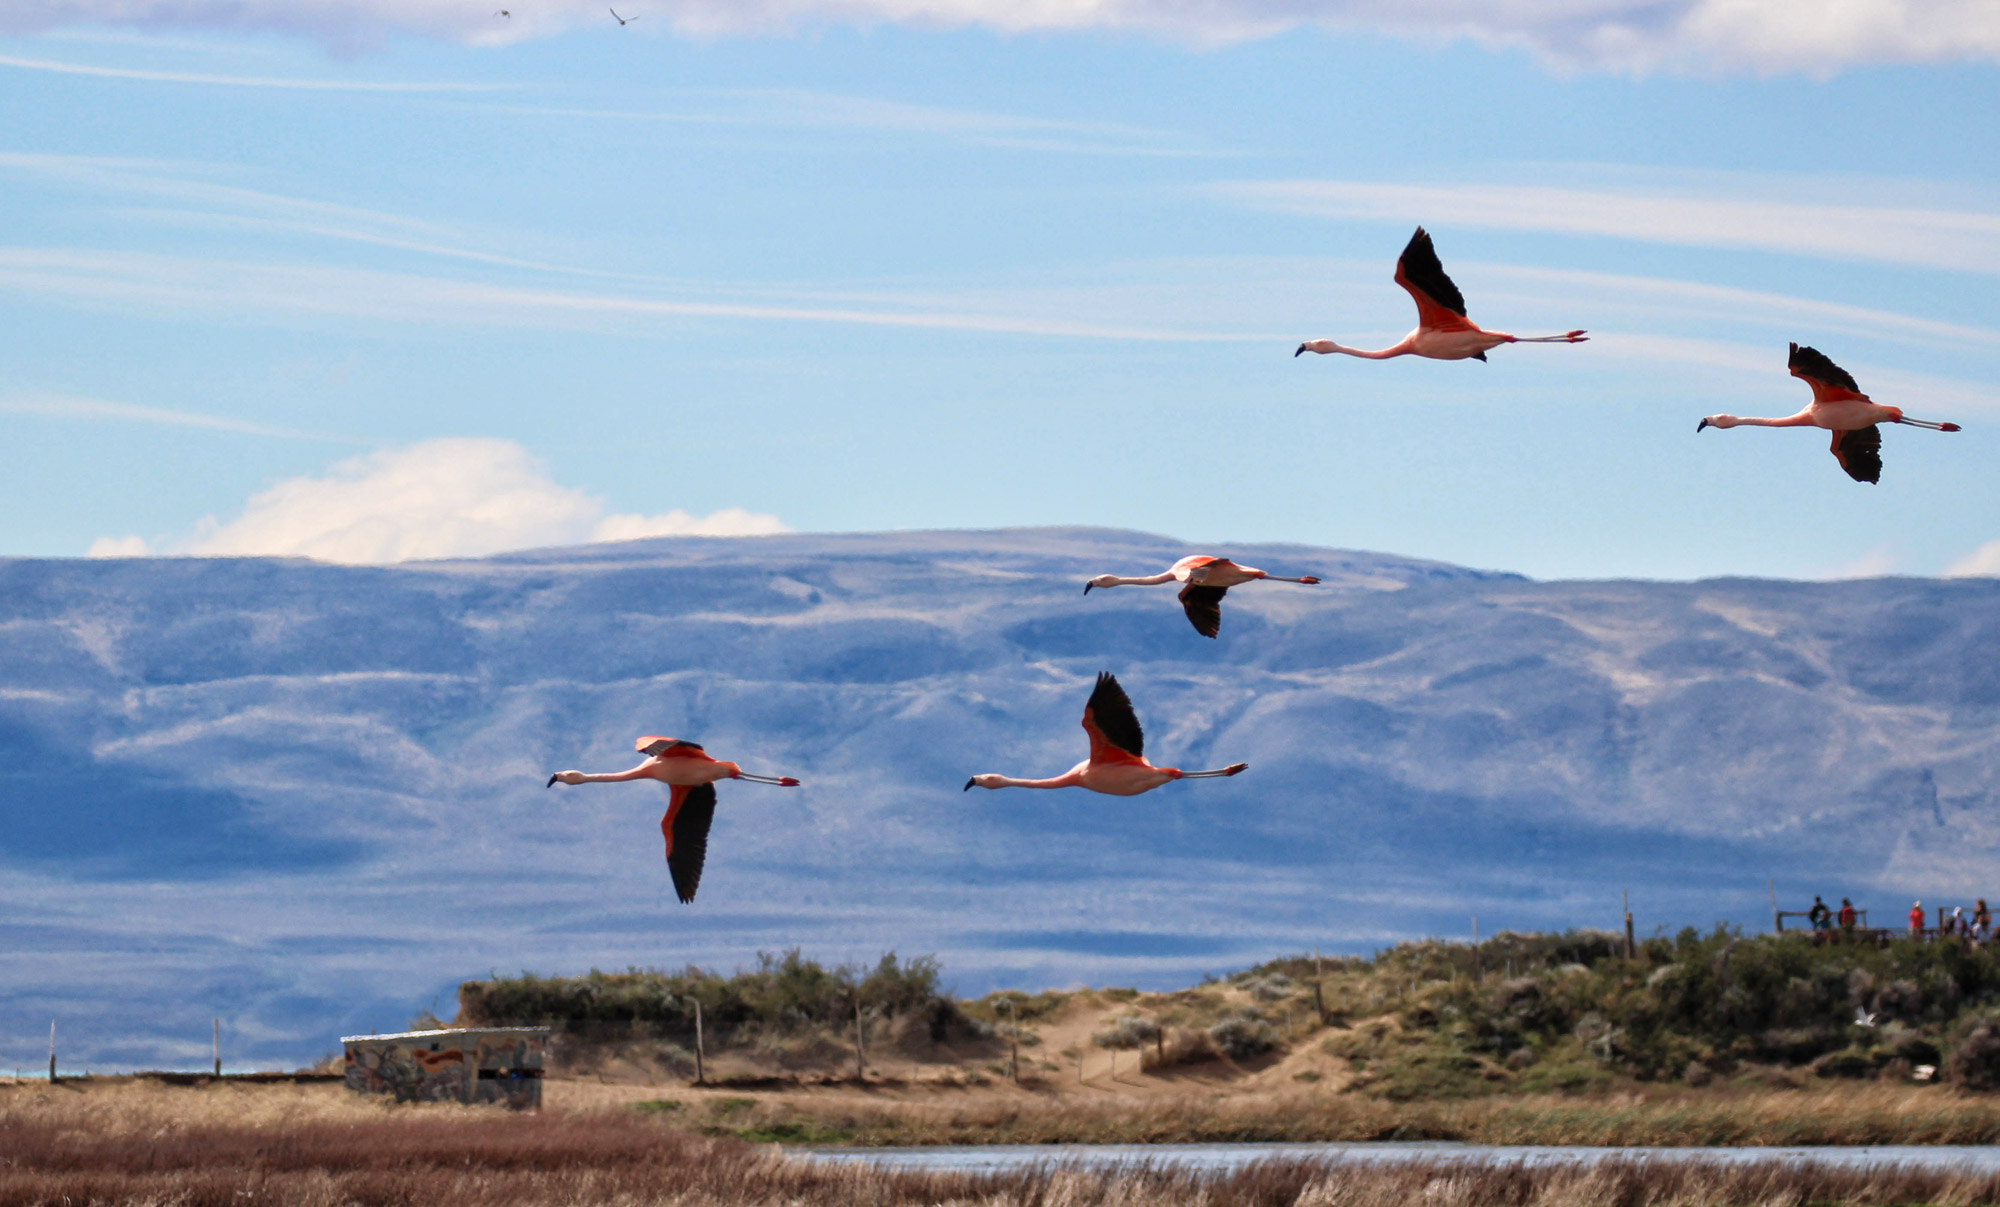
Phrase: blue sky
[{"left": 4, "top": 2, "right": 2000, "bottom": 580}]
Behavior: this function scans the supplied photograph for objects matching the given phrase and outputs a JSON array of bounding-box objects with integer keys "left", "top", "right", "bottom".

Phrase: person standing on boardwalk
[
  {"left": 1809, "top": 896, "right": 1832, "bottom": 930},
  {"left": 1909, "top": 900, "right": 1925, "bottom": 938},
  {"left": 1976, "top": 899, "right": 1992, "bottom": 943},
  {"left": 1839, "top": 898, "right": 1857, "bottom": 936}
]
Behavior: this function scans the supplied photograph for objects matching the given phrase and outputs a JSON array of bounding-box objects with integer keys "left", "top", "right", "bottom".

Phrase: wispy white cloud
[
  {"left": 493, "top": 88, "right": 1224, "bottom": 157},
  {"left": 7, "top": 0, "right": 2000, "bottom": 72},
  {"left": 1, "top": 390, "right": 358, "bottom": 441},
  {"left": 1216, "top": 179, "right": 2000, "bottom": 275},
  {"left": 92, "top": 437, "right": 789, "bottom": 563},
  {"left": 1946, "top": 542, "right": 2000, "bottom": 578},
  {"left": 0, "top": 246, "right": 1280, "bottom": 341},
  {"left": 0, "top": 52, "right": 499, "bottom": 90}
]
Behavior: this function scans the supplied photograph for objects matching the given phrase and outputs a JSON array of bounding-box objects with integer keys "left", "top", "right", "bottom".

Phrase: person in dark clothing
[{"left": 1809, "top": 896, "right": 1832, "bottom": 930}]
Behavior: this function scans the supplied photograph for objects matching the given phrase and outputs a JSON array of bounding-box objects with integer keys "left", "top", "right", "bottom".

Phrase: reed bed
[
  {"left": 8, "top": 1082, "right": 2000, "bottom": 1205},
  {"left": 706, "top": 1083, "right": 2000, "bottom": 1147}
]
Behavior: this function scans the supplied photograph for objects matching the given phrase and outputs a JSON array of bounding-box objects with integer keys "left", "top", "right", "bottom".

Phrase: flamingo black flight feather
[
  {"left": 641, "top": 738, "right": 705, "bottom": 756},
  {"left": 1397, "top": 227, "right": 1468, "bottom": 318},
  {"left": 1085, "top": 671, "right": 1145, "bottom": 758},
  {"left": 1834, "top": 425, "right": 1883, "bottom": 484},
  {"left": 665, "top": 782, "right": 717, "bottom": 904},
  {"left": 1789, "top": 342, "right": 1861, "bottom": 393},
  {"left": 1178, "top": 583, "right": 1227, "bottom": 639}
]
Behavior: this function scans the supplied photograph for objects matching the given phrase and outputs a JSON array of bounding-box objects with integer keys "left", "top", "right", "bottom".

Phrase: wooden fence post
[
  {"left": 1006, "top": 999, "right": 1019, "bottom": 1083},
  {"left": 853, "top": 998, "right": 865, "bottom": 1080},
  {"left": 48, "top": 1021, "right": 56, "bottom": 1083},
  {"left": 1314, "top": 947, "right": 1325, "bottom": 1023},
  {"left": 693, "top": 999, "right": 705, "bottom": 1086},
  {"left": 213, "top": 1019, "right": 220, "bottom": 1077},
  {"left": 1623, "top": 891, "right": 1635, "bottom": 958}
]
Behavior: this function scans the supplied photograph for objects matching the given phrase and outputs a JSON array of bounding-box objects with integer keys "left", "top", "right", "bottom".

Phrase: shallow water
[{"left": 793, "top": 1141, "right": 2000, "bottom": 1174}]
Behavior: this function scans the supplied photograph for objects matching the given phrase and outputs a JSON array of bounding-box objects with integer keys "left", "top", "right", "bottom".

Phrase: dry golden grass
[
  {"left": 620, "top": 1080, "right": 2000, "bottom": 1148},
  {"left": 8, "top": 1078, "right": 2000, "bottom": 1206}
]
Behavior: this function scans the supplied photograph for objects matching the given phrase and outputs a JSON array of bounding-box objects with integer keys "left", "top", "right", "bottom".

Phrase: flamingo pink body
[
  {"left": 1698, "top": 343, "right": 1960, "bottom": 484},
  {"left": 1296, "top": 227, "right": 1586, "bottom": 363},
  {"left": 964, "top": 672, "right": 1247, "bottom": 797},
  {"left": 1086, "top": 555, "right": 1320, "bottom": 638},
  {"left": 545, "top": 736, "right": 800, "bottom": 904}
]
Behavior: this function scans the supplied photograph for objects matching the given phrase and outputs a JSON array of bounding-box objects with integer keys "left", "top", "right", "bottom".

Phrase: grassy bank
[
  {"left": 655, "top": 1083, "right": 2000, "bottom": 1148},
  {"left": 7, "top": 1080, "right": 2000, "bottom": 1207}
]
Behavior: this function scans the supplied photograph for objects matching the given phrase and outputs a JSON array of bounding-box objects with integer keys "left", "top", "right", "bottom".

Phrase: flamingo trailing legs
[
  {"left": 963, "top": 672, "right": 1247, "bottom": 795},
  {"left": 547, "top": 736, "right": 799, "bottom": 902},
  {"left": 1296, "top": 227, "right": 1586, "bottom": 362}
]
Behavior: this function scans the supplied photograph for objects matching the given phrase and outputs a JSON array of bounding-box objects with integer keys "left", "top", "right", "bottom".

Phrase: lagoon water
[{"left": 793, "top": 1142, "right": 2000, "bottom": 1174}]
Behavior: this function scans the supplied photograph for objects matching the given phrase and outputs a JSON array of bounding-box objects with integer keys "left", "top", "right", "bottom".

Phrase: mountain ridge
[{"left": 2, "top": 527, "right": 1997, "bottom": 1069}]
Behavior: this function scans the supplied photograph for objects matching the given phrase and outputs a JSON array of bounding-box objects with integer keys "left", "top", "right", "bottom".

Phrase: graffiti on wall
[{"left": 343, "top": 1028, "right": 547, "bottom": 1109}]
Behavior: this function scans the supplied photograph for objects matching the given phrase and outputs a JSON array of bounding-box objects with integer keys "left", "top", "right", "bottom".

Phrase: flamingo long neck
[
  {"left": 990, "top": 771, "right": 1085, "bottom": 790},
  {"left": 1728, "top": 414, "right": 1815, "bottom": 428},
  {"left": 1331, "top": 339, "right": 1412, "bottom": 360}
]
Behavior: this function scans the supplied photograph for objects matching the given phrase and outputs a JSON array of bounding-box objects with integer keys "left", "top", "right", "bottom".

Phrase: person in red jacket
[
  {"left": 1909, "top": 900, "right": 1925, "bottom": 937},
  {"left": 1838, "top": 898, "right": 1857, "bottom": 933}
]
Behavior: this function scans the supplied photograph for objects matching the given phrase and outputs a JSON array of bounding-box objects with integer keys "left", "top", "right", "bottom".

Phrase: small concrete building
[{"left": 341, "top": 1027, "right": 548, "bottom": 1109}]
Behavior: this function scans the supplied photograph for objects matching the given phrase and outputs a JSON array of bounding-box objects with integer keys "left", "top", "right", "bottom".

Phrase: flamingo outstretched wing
[
  {"left": 1178, "top": 583, "right": 1228, "bottom": 638},
  {"left": 661, "top": 782, "right": 718, "bottom": 903},
  {"left": 1832, "top": 425, "right": 1883, "bottom": 484},
  {"left": 638, "top": 736, "right": 705, "bottom": 756},
  {"left": 1789, "top": 342, "right": 1868, "bottom": 404},
  {"left": 1394, "top": 227, "right": 1475, "bottom": 334},
  {"left": 1081, "top": 671, "right": 1145, "bottom": 763}
]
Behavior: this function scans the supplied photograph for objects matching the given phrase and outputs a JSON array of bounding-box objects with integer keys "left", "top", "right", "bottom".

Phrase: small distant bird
[
  {"left": 1085, "top": 555, "right": 1321, "bottom": 638},
  {"left": 964, "top": 672, "right": 1248, "bottom": 796},
  {"left": 1855, "top": 1009, "right": 1878, "bottom": 1028},
  {"left": 547, "top": 736, "right": 799, "bottom": 903},
  {"left": 609, "top": 6, "right": 637, "bottom": 22},
  {"left": 1296, "top": 227, "right": 1587, "bottom": 362},
  {"left": 1698, "top": 343, "right": 1960, "bottom": 484},
  {"left": 495, "top": 8, "right": 509, "bottom": 15}
]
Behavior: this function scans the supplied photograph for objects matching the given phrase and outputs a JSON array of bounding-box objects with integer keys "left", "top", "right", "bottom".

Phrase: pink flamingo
[
  {"left": 1085, "top": 555, "right": 1321, "bottom": 638},
  {"left": 1296, "top": 227, "right": 1586, "bottom": 362},
  {"left": 1698, "top": 343, "right": 1960, "bottom": 484},
  {"left": 547, "top": 737, "right": 799, "bottom": 903},
  {"left": 964, "top": 672, "right": 1247, "bottom": 795}
]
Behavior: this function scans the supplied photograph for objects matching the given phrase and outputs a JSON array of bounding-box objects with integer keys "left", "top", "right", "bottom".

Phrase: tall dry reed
[
  {"left": 7, "top": 1081, "right": 2000, "bottom": 1206},
  {"left": 700, "top": 1082, "right": 2000, "bottom": 1148}
]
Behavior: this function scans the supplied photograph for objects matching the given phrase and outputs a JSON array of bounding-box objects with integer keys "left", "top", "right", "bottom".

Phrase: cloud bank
[
  {"left": 88, "top": 437, "right": 788, "bottom": 563},
  {"left": 7, "top": 0, "right": 2000, "bottom": 72}
]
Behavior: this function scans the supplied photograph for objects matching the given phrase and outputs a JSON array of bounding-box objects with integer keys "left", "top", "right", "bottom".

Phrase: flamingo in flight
[
  {"left": 1296, "top": 227, "right": 1587, "bottom": 362},
  {"left": 1698, "top": 343, "right": 1960, "bottom": 484},
  {"left": 964, "top": 672, "right": 1247, "bottom": 796},
  {"left": 547, "top": 736, "right": 799, "bottom": 903},
  {"left": 1085, "top": 555, "right": 1321, "bottom": 638}
]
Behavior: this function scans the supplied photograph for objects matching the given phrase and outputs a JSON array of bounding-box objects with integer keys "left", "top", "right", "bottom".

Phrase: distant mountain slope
[{"left": 2, "top": 527, "right": 1997, "bottom": 1069}]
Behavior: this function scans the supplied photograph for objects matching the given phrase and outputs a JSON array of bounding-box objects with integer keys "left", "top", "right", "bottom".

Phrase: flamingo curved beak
[
  {"left": 1696, "top": 419, "right": 1711, "bottom": 433},
  {"left": 962, "top": 778, "right": 976, "bottom": 791},
  {"left": 1293, "top": 343, "right": 1307, "bottom": 357},
  {"left": 545, "top": 774, "right": 558, "bottom": 788},
  {"left": 1083, "top": 583, "right": 1093, "bottom": 594}
]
